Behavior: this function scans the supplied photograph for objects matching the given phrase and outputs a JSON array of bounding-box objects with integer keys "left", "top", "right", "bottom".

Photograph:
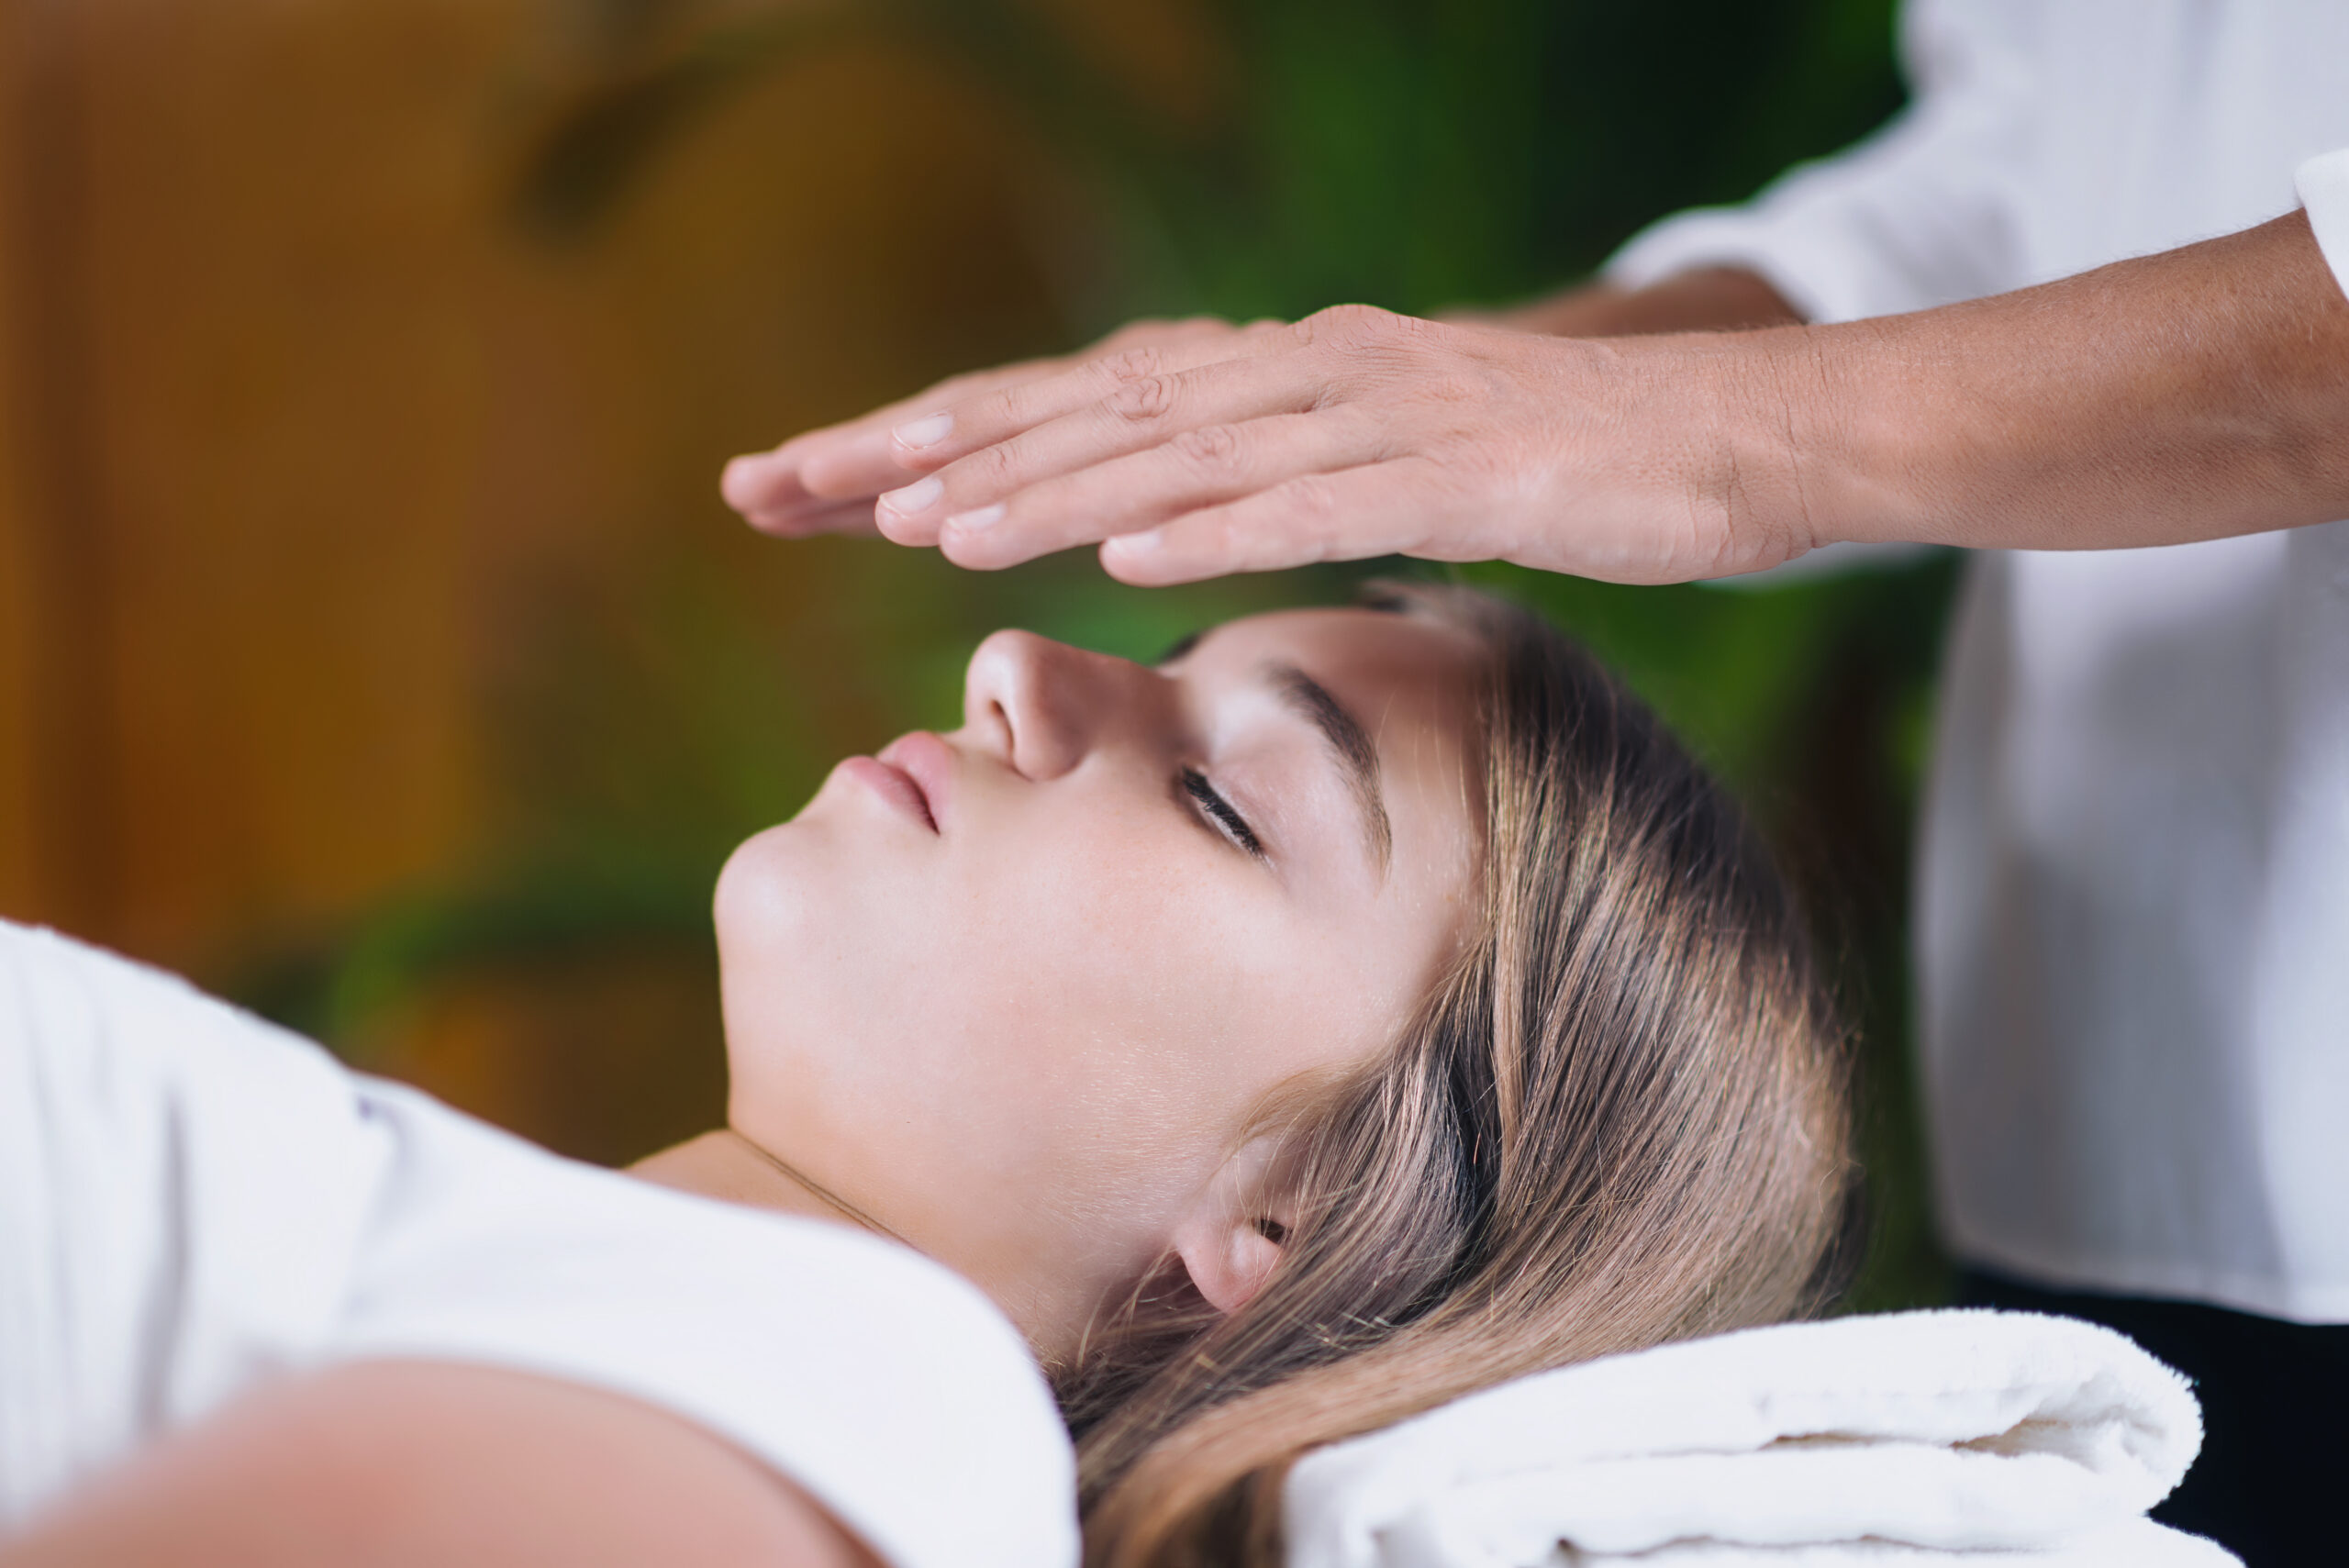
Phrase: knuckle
[
  {"left": 1285, "top": 478, "right": 1346, "bottom": 563},
  {"left": 1100, "top": 344, "right": 1169, "bottom": 384},
  {"left": 1386, "top": 310, "right": 1437, "bottom": 343},
  {"left": 984, "top": 382, "right": 1035, "bottom": 430},
  {"left": 1284, "top": 473, "right": 1342, "bottom": 525},
  {"left": 1169, "top": 423, "right": 1246, "bottom": 475},
  {"left": 966, "top": 438, "right": 1020, "bottom": 487},
  {"left": 1224, "top": 476, "right": 1341, "bottom": 569},
  {"left": 1106, "top": 372, "right": 1178, "bottom": 424},
  {"left": 1303, "top": 302, "right": 1399, "bottom": 348}
]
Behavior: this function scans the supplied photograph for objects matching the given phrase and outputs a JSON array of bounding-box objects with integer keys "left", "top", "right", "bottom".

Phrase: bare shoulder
[{"left": 1, "top": 1360, "right": 886, "bottom": 1568}]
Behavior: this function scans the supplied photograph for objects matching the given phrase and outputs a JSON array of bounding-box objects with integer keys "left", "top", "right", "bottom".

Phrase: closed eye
[{"left": 1180, "top": 767, "right": 1264, "bottom": 860}]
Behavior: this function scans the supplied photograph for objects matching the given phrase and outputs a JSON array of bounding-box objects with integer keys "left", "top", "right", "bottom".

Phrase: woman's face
[{"left": 714, "top": 607, "right": 1486, "bottom": 1356}]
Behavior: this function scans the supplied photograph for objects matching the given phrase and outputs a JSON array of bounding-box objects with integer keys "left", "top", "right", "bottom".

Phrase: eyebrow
[
  {"left": 1261, "top": 660, "right": 1392, "bottom": 875},
  {"left": 1154, "top": 629, "right": 1204, "bottom": 666}
]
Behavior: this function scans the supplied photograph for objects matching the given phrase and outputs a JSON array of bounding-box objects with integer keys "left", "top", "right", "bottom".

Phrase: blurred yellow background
[{"left": 0, "top": 0, "right": 1950, "bottom": 1305}]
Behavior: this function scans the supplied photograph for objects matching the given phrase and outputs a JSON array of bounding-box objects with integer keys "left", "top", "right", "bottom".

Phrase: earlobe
[
  {"left": 1171, "top": 1134, "right": 1294, "bottom": 1316},
  {"left": 1177, "top": 1221, "right": 1284, "bottom": 1316}
]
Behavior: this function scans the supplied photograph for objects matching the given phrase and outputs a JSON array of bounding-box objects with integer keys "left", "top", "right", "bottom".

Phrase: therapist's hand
[
  {"left": 722, "top": 304, "right": 1820, "bottom": 585},
  {"left": 722, "top": 315, "right": 1283, "bottom": 541},
  {"left": 726, "top": 212, "right": 2349, "bottom": 584}
]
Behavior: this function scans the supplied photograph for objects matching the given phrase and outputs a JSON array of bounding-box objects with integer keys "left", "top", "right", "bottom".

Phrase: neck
[{"left": 629, "top": 1129, "right": 906, "bottom": 1243}]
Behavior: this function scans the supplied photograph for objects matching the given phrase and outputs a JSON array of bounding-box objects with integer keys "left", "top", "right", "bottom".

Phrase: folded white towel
[{"left": 1285, "top": 1309, "right": 2238, "bottom": 1568}]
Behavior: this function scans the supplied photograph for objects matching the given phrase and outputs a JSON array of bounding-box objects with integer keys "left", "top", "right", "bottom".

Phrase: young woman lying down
[{"left": 0, "top": 584, "right": 1852, "bottom": 1568}]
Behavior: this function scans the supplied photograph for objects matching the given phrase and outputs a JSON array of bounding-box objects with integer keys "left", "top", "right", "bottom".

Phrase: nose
[{"left": 960, "top": 629, "right": 1155, "bottom": 782}]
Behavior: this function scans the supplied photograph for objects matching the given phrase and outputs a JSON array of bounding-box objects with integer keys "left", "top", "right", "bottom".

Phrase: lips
[
  {"left": 841, "top": 730, "right": 952, "bottom": 834},
  {"left": 877, "top": 731, "right": 954, "bottom": 831}
]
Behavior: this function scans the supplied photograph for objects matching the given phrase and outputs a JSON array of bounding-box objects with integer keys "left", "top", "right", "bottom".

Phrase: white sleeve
[
  {"left": 1605, "top": 0, "right": 2040, "bottom": 323},
  {"left": 0, "top": 923, "right": 384, "bottom": 1530},
  {"left": 332, "top": 1084, "right": 1082, "bottom": 1568},
  {"left": 2297, "top": 147, "right": 2349, "bottom": 303}
]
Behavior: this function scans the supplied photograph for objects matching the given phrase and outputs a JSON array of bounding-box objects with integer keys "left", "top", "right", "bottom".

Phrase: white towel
[{"left": 1284, "top": 1309, "right": 2238, "bottom": 1568}]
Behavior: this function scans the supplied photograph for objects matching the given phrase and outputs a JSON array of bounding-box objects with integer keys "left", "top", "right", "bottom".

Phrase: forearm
[
  {"left": 1491, "top": 267, "right": 1807, "bottom": 339},
  {"left": 1704, "top": 210, "right": 2349, "bottom": 554},
  {"left": 1, "top": 1363, "right": 876, "bottom": 1568}
]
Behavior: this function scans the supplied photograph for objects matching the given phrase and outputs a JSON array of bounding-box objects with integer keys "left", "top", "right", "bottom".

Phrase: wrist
[
  {"left": 1498, "top": 331, "right": 1831, "bottom": 583},
  {"left": 1612, "top": 328, "right": 1871, "bottom": 577},
  {"left": 1720, "top": 323, "right": 1944, "bottom": 559}
]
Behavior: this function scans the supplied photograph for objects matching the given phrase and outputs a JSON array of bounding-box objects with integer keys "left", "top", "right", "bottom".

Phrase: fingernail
[
  {"left": 946, "top": 504, "right": 1005, "bottom": 534},
  {"left": 880, "top": 475, "right": 943, "bottom": 517},
  {"left": 1106, "top": 528, "right": 1164, "bottom": 557},
  {"left": 893, "top": 413, "right": 954, "bottom": 450}
]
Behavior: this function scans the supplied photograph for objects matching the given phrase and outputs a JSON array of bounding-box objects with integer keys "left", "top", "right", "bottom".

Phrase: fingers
[
  {"left": 720, "top": 440, "right": 885, "bottom": 537},
  {"left": 722, "top": 436, "right": 844, "bottom": 529},
  {"left": 737, "top": 495, "right": 880, "bottom": 539},
  {"left": 723, "top": 319, "right": 1269, "bottom": 536},
  {"left": 796, "top": 359, "right": 1068, "bottom": 499},
  {"left": 723, "top": 321, "right": 1277, "bottom": 535},
  {"left": 727, "top": 306, "right": 1510, "bottom": 582},
  {"left": 926, "top": 408, "right": 1385, "bottom": 568},
  {"left": 1096, "top": 460, "right": 1453, "bottom": 585},
  {"left": 876, "top": 350, "right": 1346, "bottom": 552},
  {"left": 866, "top": 323, "right": 1297, "bottom": 495},
  {"left": 724, "top": 357, "right": 1077, "bottom": 532}
]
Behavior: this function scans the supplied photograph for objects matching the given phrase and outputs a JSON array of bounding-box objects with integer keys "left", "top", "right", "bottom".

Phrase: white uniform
[
  {"left": 0, "top": 921, "right": 1080, "bottom": 1567},
  {"left": 1609, "top": 0, "right": 2349, "bottom": 1324}
]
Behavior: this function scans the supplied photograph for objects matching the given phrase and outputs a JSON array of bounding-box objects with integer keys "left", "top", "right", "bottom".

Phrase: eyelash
[{"left": 1180, "top": 767, "right": 1264, "bottom": 860}]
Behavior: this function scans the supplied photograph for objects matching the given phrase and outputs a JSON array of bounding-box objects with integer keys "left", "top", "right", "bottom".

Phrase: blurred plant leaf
[
  {"left": 228, "top": 849, "right": 716, "bottom": 1060},
  {"left": 511, "top": 6, "right": 860, "bottom": 239},
  {"left": 510, "top": 0, "right": 1227, "bottom": 245}
]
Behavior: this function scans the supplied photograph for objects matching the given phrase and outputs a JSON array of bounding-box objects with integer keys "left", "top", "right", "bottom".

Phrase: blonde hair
[{"left": 1059, "top": 584, "right": 1855, "bottom": 1568}]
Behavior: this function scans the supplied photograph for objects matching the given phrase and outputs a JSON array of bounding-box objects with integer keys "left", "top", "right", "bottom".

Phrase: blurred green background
[{"left": 2, "top": 0, "right": 1951, "bottom": 1308}]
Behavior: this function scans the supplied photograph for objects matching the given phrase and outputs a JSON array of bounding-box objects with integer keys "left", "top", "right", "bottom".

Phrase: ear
[{"left": 1170, "top": 1135, "right": 1295, "bottom": 1316}]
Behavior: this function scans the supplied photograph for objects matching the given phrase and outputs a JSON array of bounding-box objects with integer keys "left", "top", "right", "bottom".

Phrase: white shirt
[
  {"left": 1607, "top": 0, "right": 2349, "bottom": 1323},
  {"left": 0, "top": 921, "right": 1081, "bottom": 1566}
]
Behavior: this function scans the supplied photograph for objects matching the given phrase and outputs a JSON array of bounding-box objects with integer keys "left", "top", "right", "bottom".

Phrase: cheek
[
  {"left": 709, "top": 796, "right": 1403, "bottom": 1280},
  {"left": 1000, "top": 828, "right": 1381, "bottom": 1160},
  {"left": 992, "top": 838, "right": 1264, "bottom": 1098},
  {"left": 941, "top": 817, "right": 1332, "bottom": 1202}
]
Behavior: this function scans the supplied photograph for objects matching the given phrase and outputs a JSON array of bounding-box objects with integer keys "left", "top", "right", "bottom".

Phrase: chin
[
  {"left": 711, "top": 813, "right": 922, "bottom": 1105},
  {"left": 712, "top": 823, "right": 852, "bottom": 1140},
  {"left": 712, "top": 823, "right": 846, "bottom": 1044},
  {"left": 713, "top": 823, "right": 802, "bottom": 956}
]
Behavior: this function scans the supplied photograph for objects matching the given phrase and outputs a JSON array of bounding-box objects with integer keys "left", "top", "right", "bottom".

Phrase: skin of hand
[
  {"left": 724, "top": 211, "right": 2349, "bottom": 584},
  {"left": 719, "top": 266, "right": 1797, "bottom": 565},
  {"left": 729, "top": 303, "right": 1809, "bottom": 585},
  {"left": 722, "top": 314, "right": 1286, "bottom": 539}
]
